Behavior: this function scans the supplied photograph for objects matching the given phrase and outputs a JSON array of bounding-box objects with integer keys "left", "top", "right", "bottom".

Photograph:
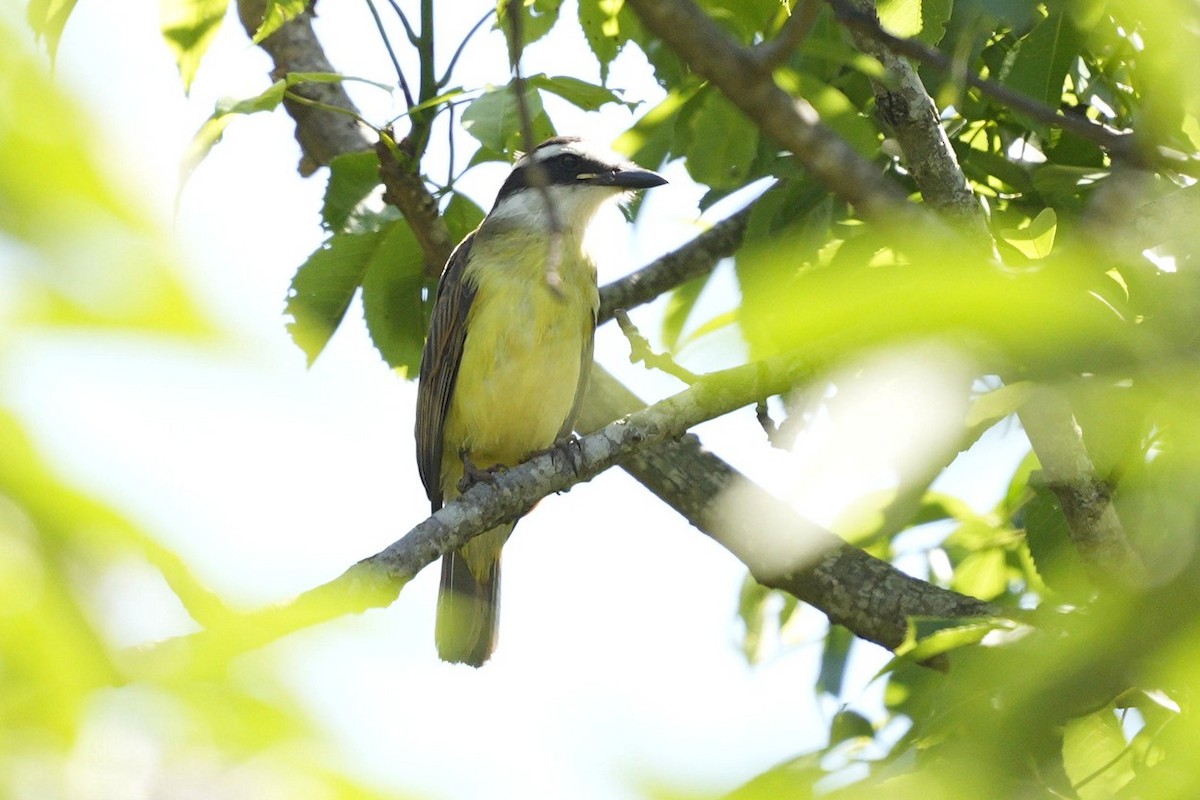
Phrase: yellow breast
[{"left": 440, "top": 228, "right": 599, "bottom": 494}]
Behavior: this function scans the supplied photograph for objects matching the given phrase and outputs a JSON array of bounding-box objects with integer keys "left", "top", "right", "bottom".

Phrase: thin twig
[
  {"left": 439, "top": 8, "right": 497, "bottom": 88},
  {"left": 385, "top": 0, "right": 420, "bottom": 46},
  {"left": 614, "top": 309, "right": 701, "bottom": 384},
  {"left": 748, "top": 0, "right": 823, "bottom": 72},
  {"left": 364, "top": 0, "right": 414, "bottom": 108}
]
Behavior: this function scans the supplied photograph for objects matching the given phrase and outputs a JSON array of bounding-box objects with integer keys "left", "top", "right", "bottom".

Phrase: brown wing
[
  {"left": 557, "top": 307, "right": 597, "bottom": 441},
  {"left": 415, "top": 233, "right": 478, "bottom": 511}
]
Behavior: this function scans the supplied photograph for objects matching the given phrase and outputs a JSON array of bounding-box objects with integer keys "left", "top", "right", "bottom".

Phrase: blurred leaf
[
  {"left": 914, "top": 491, "right": 981, "bottom": 526},
  {"left": 614, "top": 84, "right": 701, "bottom": 169},
  {"left": 25, "top": 0, "right": 78, "bottom": 60},
  {"left": 883, "top": 617, "right": 1011, "bottom": 674},
  {"left": 685, "top": 90, "right": 759, "bottom": 189},
  {"left": 878, "top": 0, "right": 954, "bottom": 46},
  {"left": 830, "top": 708, "right": 876, "bottom": 745},
  {"left": 951, "top": 547, "right": 1010, "bottom": 599},
  {"left": 817, "top": 624, "right": 855, "bottom": 698},
  {"left": 774, "top": 71, "right": 878, "bottom": 156},
  {"left": 578, "top": 0, "right": 627, "bottom": 83},
  {"left": 736, "top": 238, "right": 1133, "bottom": 372},
  {"left": 323, "top": 151, "right": 382, "bottom": 233},
  {"left": 1063, "top": 707, "right": 1136, "bottom": 798},
  {"left": 160, "top": 0, "right": 229, "bottom": 92},
  {"left": 966, "top": 381, "right": 1030, "bottom": 431},
  {"left": 726, "top": 752, "right": 823, "bottom": 800},
  {"left": 1000, "top": 207, "right": 1058, "bottom": 259},
  {"left": 1021, "top": 474, "right": 1090, "bottom": 598},
  {"left": 661, "top": 274, "right": 709, "bottom": 351},
  {"left": 528, "top": 73, "right": 633, "bottom": 111},
  {"left": 0, "top": 23, "right": 208, "bottom": 336},
  {"left": 285, "top": 232, "right": 379, "bottom": 365},
  {"left": 182, "top": 73, "right": 383, "bottom": 191},
  {"left": 461, "top": 82, "right": 556, "bottom": 153},
  {"left": 361, "top": 219, "right": 427, "bottom": 376},
  {"left": 737, "top": 574, "right": 772, "bottom": 663},
  {"left": 1000, "top": 9, "right": 1084, "bottom": 114},
  {"left": 252, "top": 0, "right": 307, "bottom": 44}
]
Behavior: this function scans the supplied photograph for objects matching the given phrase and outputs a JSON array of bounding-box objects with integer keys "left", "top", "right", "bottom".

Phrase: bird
[{"left": 415, "top": 136, "right": 667, "bottom": 666}]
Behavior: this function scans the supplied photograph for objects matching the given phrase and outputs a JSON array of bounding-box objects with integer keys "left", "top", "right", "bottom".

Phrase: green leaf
[
  {"left": 877, "top": 0, "right": 954, "bottom": 46},
  {"left": 1000, "top": 9, "right": 1083, "bottom": 112},
  {"left": 661, "top": 274, "right": 709, "bottom": 351},
  {"left": 441, "top": 191, "right": 486, "bottom": 243},
  {"left": 773, "top": 71, "right": 878, "bottom": 156},
  {"left": 323, "top": 151, "right": 382, "bottom": 233},
  {"left": 25, "top": 0, "right": 79, "bottom": 61},
  {"left": 285, "top": 232, "right": 381, "bottom": 365},
  {"left": 577, "top": 0, "right": 626, "bottom": 83},
  {"left": 914, "top": 491, "right": 981, "bottom": 526},
  {"left": 160, "top": 0, "right": 229, "bottom": 92},
  {"left": 498, "top": 0, "right": 564, "bottom": 48},
  {"left": 1000, "top": 207, "right": 1058, "bottom": 259},
  {"left": 951, "top": 547, "right": 1010, "bottom": 600},
  {"left": 829, "top": 709, "right": 876, "bottom": 745},
  {"left": 816, "top": 625, "right": 855, "bottom": 698},
  {"left": 361, "top": 220, "right": 428, "bottom": 375},
  {"left": 251, "top": 0, "right": 307, "bottom": 43},
  {"left": 967, "top": 381, "right": 1031, "bottom": 430},
  {"left": 1063, "top": 707, "right": 1136, "bottom": 798},
  {"left": 1021, "top": 475, "right": 1090, "bottom": 598},
  {"left": 684, "top": 90, "right": 759, "bottom": 189},
  {"left": 614, "top": 84, "right": 700, "bottom": 168},
  {"left": 886, "top": 617, "right": 1011, "bottom": 669},
  {"left": 182, "top": 73, "right": 381, "bottom": 192},
  {"left": 461, "top": 83, "right": 556, "bottom": 154},
  {"left": 527, "top": 74, "right": 632, "bottom": 111}
]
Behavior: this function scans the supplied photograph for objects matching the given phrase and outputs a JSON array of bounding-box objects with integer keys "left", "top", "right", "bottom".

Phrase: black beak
[{"left": 589, "top": 166, "right": 668, "bottom": 190}]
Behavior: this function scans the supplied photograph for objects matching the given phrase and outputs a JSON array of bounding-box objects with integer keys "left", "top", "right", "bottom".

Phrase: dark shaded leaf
[
  {"left": 461, "top": 83, "right": 556, "bottom": 154},
  {"left": 361, "top": 219, "right": 427, "bottom": 375},
  {"left": 323, "top": 151, "right": 381, "bottom": 233}
]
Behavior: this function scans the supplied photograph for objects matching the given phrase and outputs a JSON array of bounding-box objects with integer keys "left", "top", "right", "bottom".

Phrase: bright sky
[{"left": 11, "top": 1, "right": 1031, "bottom": 798}]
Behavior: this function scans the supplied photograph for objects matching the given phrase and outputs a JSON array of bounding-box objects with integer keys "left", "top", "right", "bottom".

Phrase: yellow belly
[{"left": 439, "top": 231, "right": 599, "bottom": 496}]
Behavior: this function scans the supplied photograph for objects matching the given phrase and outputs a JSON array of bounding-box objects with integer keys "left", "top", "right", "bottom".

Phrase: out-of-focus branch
[
  {"left": 578, "top": 366, "right": 1000, "bottom": 649},
  {"left": 624, "top": 0, "right": 919, "bottom": 224}
]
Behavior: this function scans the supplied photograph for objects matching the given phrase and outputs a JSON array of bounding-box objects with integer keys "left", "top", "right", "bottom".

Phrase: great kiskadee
[{"left": 415, "top": 136, "right": 666, "bottom": 666}]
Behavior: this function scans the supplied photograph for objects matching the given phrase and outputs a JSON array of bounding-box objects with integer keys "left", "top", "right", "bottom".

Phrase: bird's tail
[{"left": 435, "top": 525, "right": 510, "bottom": 666}]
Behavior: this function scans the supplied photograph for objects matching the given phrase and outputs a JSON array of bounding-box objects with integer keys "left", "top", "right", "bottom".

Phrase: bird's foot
[
  {"left": 541, "top": 434, "right": 585, "bottom": 479},
  {"left": 457, "top": 451, "right": 504, "bottom": 494}
]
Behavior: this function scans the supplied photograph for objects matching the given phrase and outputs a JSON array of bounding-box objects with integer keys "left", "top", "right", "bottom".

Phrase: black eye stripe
[{"left": 492, "top": 149, "right": 615, "bottom": 205}]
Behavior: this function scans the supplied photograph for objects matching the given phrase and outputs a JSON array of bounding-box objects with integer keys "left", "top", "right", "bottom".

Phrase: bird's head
[{"left": 485, "top": 136, "right": 667, "bottom": 232}]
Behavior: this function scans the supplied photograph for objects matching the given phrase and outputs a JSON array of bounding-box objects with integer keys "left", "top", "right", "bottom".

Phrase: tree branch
[
  {"left": 235, "top": 0, "right": 373, "bottom": 173},
  {"left": 625, "top": 0, "right": 920, "bottom": 224},
  {"left": 824, "top": 0, "right": 1200, "bottom": 177},
  {"left": 842, "top": 0, "right": 989, "bottom": 240}
]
